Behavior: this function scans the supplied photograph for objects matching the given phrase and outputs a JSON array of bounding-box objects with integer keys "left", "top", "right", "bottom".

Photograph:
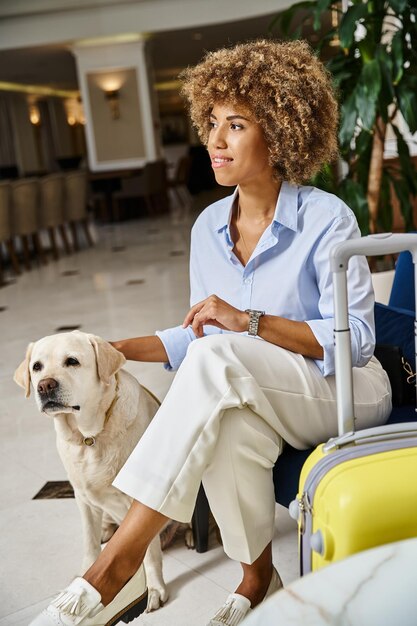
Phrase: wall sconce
[
  {"left": 104, "top": 88, "right": 121, "bottom": 120},
  {"left": 29, "top": 103, "right": 41, "bottom": 126},
  {"left": 64, "top": 97, "right": 86, "bottom": 127}
]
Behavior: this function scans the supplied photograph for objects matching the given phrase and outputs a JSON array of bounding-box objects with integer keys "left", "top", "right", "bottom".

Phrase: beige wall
[{"left": 87, "top": 68, "right": 145, "bottom": 163}]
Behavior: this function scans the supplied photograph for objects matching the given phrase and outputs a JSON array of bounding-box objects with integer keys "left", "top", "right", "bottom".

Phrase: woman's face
[{"left": 207, "top": 102, "right": 273, "bottom": 187}]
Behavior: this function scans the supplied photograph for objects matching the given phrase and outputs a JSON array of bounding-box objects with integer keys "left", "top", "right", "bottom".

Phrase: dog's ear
[
  {"left": 14, "top": 342, "right": 34, "bottom": 398},
  {"left": 88, "top": 335, "right": 126, "bottom": 385}
]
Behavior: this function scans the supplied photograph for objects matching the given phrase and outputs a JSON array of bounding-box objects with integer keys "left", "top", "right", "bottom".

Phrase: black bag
[{"left": 374, "top": 344, "right": 415, "bottom": 406}]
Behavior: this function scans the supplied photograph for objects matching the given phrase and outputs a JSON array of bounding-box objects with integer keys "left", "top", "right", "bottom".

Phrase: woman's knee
[{"left": 184, "top": 333, "right": 233, "bottom": 364}]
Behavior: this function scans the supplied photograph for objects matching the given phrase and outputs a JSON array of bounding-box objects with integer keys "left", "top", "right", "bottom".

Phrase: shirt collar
[{"left": 213, "top": 182, "right": 299, "bottom": 233}]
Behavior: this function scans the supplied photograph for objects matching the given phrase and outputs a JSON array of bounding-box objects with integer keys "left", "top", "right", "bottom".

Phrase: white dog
[{"left": 14, "top": 330, "right": 168, "bottom": 612}]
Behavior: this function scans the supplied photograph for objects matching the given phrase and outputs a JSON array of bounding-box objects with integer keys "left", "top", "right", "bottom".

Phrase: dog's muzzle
[{"left": 37, "top": 378, "right": 80, "bottom": 413}]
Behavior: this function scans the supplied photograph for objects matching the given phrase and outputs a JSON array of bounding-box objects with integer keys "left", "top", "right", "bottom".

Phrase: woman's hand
[{"left": 182, "top": 295, "right": 249, "bottom": 338}]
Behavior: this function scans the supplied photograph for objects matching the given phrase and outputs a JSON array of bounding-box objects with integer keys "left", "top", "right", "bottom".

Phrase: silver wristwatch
[{"left": 245, "top": 309, "right": 265, "bottom": 336}]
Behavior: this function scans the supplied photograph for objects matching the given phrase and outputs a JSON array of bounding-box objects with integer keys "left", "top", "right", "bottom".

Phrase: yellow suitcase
[{"left": 289, "top": 233, "right": 417, "bottom": 575}]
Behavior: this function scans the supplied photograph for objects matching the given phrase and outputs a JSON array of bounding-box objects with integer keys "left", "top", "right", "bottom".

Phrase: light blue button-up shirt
[{"left": 156, "top": 182, "right": 375, "bottom": 377}]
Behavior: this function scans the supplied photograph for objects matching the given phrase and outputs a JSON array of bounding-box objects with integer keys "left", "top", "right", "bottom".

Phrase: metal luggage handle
[
  {"left": 323, "top": 421, "right": 417, "bottom": 452},
  {"left": 329, "top": 232, "right": 417, "bottom": 437},
  {"left": 330, "top": 232, "right": 417, "bottom": 272}
]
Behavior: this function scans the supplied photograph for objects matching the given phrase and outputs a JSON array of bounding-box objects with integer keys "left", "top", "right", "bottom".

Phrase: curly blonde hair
[{"left": 181, "top": 39, "right": 339, "bottom": 184}]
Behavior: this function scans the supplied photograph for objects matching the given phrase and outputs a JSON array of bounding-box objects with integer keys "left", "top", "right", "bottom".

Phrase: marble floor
[{"left": 0, "top": 192, "right": 299, "bottom": 626}]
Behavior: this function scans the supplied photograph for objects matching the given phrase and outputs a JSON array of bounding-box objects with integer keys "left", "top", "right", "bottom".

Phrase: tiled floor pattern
[{"left": 0, "top": 191, "right": 299, "bottom": 626}]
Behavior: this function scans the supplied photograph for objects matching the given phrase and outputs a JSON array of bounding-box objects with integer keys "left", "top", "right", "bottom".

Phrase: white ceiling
[{"left": 0, "top": 11, "right": 280, "bottom": 90}]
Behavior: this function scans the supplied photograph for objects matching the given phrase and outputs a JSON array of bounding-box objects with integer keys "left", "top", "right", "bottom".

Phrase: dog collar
[
  {"left": 82, "top": 375, "right": 119, "bottom": 446},
  {"left": 83, "top": 436, "right": 96, "bottom": 446}
]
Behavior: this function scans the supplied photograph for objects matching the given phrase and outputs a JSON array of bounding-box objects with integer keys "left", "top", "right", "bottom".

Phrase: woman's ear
[
  {"left": 87, "top": 334, "right": 126, "bottom": 385},
  {"left": 14, "top": 342, "right": 34, "bottom": 398}
]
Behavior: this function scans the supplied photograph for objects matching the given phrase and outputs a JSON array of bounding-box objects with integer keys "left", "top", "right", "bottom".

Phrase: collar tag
[{"left": 83, "top": 436, "right": 96, "bottom": 447}]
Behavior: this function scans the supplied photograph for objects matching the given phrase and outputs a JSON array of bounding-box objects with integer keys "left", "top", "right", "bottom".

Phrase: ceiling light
[
  {"left": 0, "top": 81, "right": 79, "bottom": 99},
  {"left": 74, "top": 33, "right": 151, "bottom": 47}
]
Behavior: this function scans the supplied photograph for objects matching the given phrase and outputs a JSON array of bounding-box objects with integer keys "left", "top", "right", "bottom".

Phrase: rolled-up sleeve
[
  {"left": 305, "top": 216, "right": 375, "bottom": 376},
  {"left": 155, "top": 325, "right": 197, "bottom": 371}
]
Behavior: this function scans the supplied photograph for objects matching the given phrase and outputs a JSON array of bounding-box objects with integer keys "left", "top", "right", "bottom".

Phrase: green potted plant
[{"left": 272, "top": 0, "right": 417, "bottom": 234}]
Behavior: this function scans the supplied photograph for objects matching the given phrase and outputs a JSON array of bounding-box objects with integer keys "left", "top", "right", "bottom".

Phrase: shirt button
[{"left": 244, "top": 278, "right": 251, "bottom": 284}]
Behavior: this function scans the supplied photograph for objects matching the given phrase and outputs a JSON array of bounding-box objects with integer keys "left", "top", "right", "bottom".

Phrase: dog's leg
[
  {"left": 101, "top": 511, "right": 119, "bottom": 544},
  {"left": 143, "top": 535, "right": 169, "bottom": 612},
  {"left": 75, "top": 496, "right": 103, "bottom": 573}
]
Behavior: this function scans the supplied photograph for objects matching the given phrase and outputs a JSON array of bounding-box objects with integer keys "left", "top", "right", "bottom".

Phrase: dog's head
[{"left": 14, "top": 331, "right": 126, "bottom": 417}]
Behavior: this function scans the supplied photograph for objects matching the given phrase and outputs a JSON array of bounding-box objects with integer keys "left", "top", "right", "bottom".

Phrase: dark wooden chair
[
  {"left": 39, "top": 173, "right": 71, "bottom": 258},
  {"left": 11, "top": 177, "right": 47, "bottom": 271},
  {"left": 64, "top": 170, "right": 93, "bottom": 250},
  {"left": 0, "top": 181, "right": 20, "bottom": 281},
  {"left": 112, "top": 160, "right": 169, "bottom": 220}
]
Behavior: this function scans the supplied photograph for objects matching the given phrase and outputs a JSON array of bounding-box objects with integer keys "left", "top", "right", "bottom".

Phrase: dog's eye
[
  {"left": 65, "top": 357, "right": 80, "bottom": 367},
  {"left": 32, "top": 362, "right": 42, "bottom": 372}
]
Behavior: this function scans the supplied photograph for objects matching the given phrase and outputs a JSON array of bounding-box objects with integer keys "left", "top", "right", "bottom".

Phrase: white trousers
[{"left": 113, "top": 334, "right": 391, "bottom": 563}]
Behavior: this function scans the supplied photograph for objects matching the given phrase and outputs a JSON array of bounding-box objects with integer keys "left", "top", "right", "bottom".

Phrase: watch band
[{"left": 245, "top": 309, "right": 265, "bottom": 336}]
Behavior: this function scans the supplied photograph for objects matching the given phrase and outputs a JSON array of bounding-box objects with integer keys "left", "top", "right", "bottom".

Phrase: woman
[{"left": 31, "top": 40, "right": 391, "bottom": 626}]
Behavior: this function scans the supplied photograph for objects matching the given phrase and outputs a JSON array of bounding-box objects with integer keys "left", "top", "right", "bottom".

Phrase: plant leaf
[
  {"left": 355, "top": 86, "right": 377, "bottom": 131},
  {"left": 376, "top": 47, "right": 395, "bottom": 121},
  {"left": 327, "top": 52, "right": 359, "bottom": 87},
  {"left": 354, "top": 59, "right": 381, "bottom": 130},
  {"left": 396, "top": 83, "right": 417, "bottom": 134},
  {"left": 339, "top": 91, "right": 358, "bottom": 149},
  {"left": 378, "top": 169, "right": 393, "bottom": 232},
  {"left": 313, "top": 0, "right": 333, "bottom": 30},
  {"left": 361, "top": 59, "right": 382, "bottom": 100},
  {"left": 355, "top": 129, "right": 372, "bottom": 155},
  {"left": 392, "top": 124, "right": 417, "bottom": 195},
  {"left": 310, "top": 162, "right": 337, "bottom": 194},
  {"left": 387, "top": 0, "right": 408, "bottom": 13},
  {"left": 391, "top": 30, "right": 404, "bottom": 85},
  {"left": 339, "top": 3, "right": 368, "bottom": 49},
  {"left": 387, "top": 170, "right": 415, "bottom": 231},
  {"left": 269, "top": 1, "right": 315, "bottom": 35},
  {"left": 338, "top": 177, "right": 370, "bottom": 234}
]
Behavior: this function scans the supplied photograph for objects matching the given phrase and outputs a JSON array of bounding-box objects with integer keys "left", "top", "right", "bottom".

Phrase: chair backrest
[
  {"left": 145, "top": 160, "right": 167, "bottom": 195},
  {"left": 174, "top": 155, "right": 190, "bottom": 186},
  {"left": 39, "top": 173, "right": 65, "bottom": 228},
  {"left": 0, "top": 181, "right": 11, "bottom": 240},
  {"left": 64, "top": 170, "right": 88, "bottom": 221},
  {"left": 11, "top": 178, "right": 40, "bottom": 236},
  {"left": 119, "top": 172, "right": 147, "bottom": 195},
  {"left": 118, "top": 161, "right": 167, "bottom": 197}
]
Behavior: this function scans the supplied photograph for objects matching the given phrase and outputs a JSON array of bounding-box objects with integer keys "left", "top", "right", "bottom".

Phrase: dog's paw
[
  {"left": 185, "top": 526, "right": 195, "bottom": 549},
  {"left": 145, "top": 584, "right": 169, "bottom": 612}
]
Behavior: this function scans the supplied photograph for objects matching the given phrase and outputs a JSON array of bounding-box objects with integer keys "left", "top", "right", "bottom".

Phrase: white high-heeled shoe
[
  {"left": 29, "top": 564, "right": 147, "bottom": 626},
  {"left": 207, "top": 567, "right": 283, "bottom": 626}
]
